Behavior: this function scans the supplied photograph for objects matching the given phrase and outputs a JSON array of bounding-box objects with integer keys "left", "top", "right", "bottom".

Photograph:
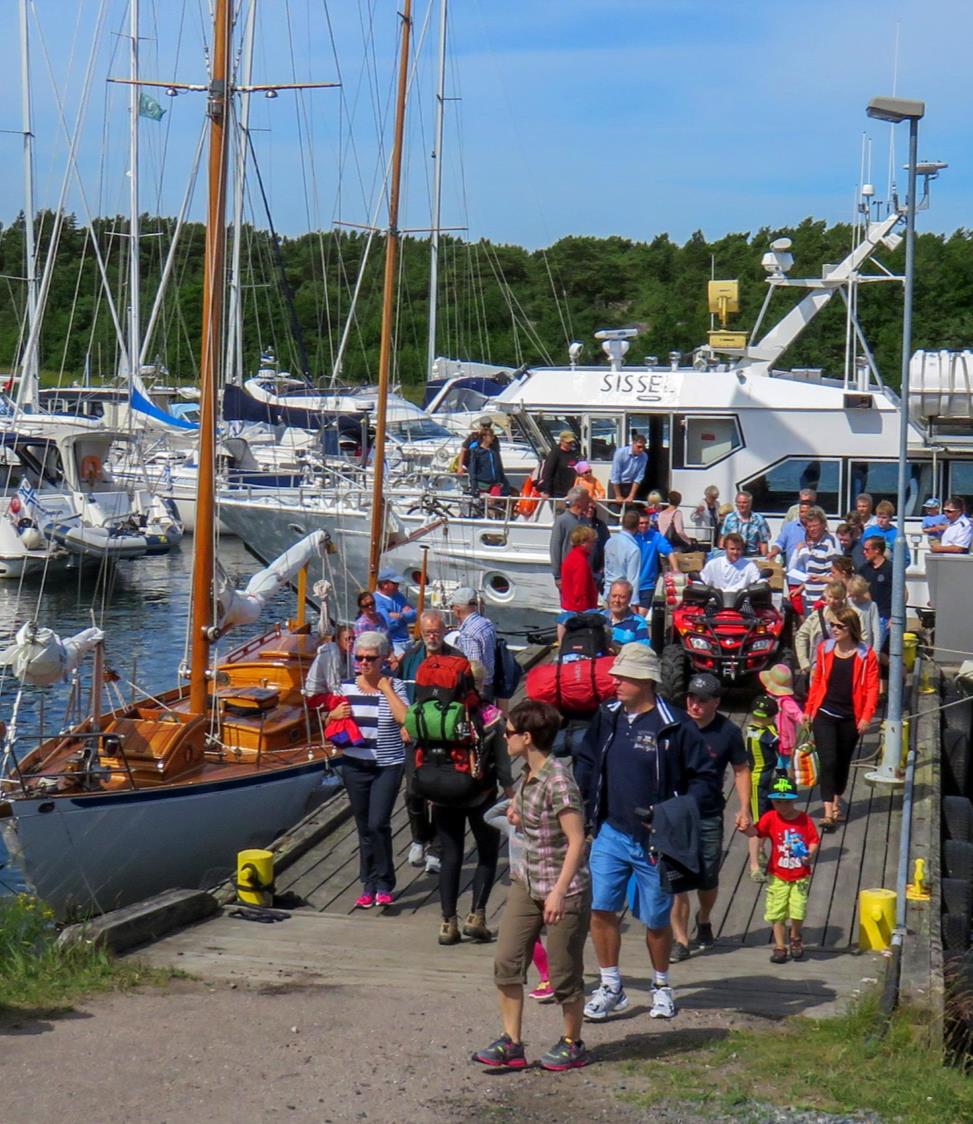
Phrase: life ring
[{"left": 80, "top": 455, "right": 103, "bottom": 483}]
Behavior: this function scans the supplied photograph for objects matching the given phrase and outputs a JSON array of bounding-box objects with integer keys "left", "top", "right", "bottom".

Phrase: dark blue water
[{"left": 0, "top": 539, "right": 294, "bottom": 895}]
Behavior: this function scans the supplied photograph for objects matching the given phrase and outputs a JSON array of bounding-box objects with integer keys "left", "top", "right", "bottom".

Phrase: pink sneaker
[
  {"left": 375, "top": 891, "right": 394, "bottom": 907},
  {"left": 355, "top": 893, "right": 375, "bottom": 909},
  {"left": 529, "top": 981, "right": 555, "bottom": 1003}
]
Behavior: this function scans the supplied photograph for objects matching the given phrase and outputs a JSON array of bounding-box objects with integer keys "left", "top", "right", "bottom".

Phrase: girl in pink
[{"left": 759, "top": 663, "right": 804, "bottom": 770}]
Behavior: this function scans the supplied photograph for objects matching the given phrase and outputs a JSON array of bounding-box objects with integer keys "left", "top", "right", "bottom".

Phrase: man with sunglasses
[{"left": 929, "top": 497, "right": 973, "bottom": 554}]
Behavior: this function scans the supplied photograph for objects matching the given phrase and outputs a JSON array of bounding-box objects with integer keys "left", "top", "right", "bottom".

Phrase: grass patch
[
  {"left": 0, "top": 894, "right": 172, "bottom": 1017},
  {"left": 623, "top": 991, "right": 972, "bottom": 1123}
]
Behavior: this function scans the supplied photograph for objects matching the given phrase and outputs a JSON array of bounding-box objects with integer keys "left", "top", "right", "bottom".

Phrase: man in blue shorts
[{"left": 575, "top": 644, "right": 719, "bottom": 1022}]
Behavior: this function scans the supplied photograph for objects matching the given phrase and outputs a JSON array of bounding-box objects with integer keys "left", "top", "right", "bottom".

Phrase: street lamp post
[{"left": 864, "top": 96, "right": 924, "bottom": 787}]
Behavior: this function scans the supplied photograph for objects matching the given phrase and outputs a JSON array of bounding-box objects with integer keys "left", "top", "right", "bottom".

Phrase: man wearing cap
[
  {"left": 575, "top": 643, "right": 719, "bottom": 1023},
  {"left": 930, "top": 496, "right": 973, "bottom": 555},
  {"left": 921, "top": 497, "right": 948, "bottom": 545},
  {"left": 670, "top": 672, "right": 751, "bottom": 961},
  {"left": 539, "top": 429, "right": 580, "bottom": 499},
  {"left": 457, "top": 417, "right": 497, "bottom": 473},
  {"left": 374, "top": 569, "right": 417, "bottom": 656},
  {"left": 609, "top": 434, "right": 648, "bottom": 507},
  {"left": 450, "top": 587, "right": 497, "bottom": 700}
]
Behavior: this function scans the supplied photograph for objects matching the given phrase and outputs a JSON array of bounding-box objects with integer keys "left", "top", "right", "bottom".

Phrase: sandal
[
  {"left": 819, "top": 816, "right": 836, "bottom": 834},
  {"left": 770, "top": 946, "right": 789, "bottom": 964},
  {"left": 789, "top": 937, "right": 805, "bottom": 961}
]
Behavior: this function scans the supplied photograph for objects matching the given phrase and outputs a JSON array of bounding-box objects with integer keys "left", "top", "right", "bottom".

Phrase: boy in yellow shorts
[{"left": 744, "top": 775, "right": 819, "bottom": 962}]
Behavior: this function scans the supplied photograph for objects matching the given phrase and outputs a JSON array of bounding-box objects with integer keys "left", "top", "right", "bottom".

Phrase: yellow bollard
[
  {"left": 237, "top": 848, "right": 274, "bottom": 907},
  {"left": 858, "top": 888, "right": 896, "bottom": 951},
  {"left": 902, "top": 632, "right": 918, "bottom": 674},
  {"left": 906, "top": 858, "right": 932, "bottom": 901}
]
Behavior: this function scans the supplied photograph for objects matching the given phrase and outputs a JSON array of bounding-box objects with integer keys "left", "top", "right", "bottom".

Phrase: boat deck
[{"left": 141, "top": 692, "right": 898, "bottom": 1022}]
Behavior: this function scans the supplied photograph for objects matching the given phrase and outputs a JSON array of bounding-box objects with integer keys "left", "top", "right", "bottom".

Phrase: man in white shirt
[
  {"left": 930, "top": 497, "right": 973, "bottom": 554},
  {"left": 699, "top": 533, "right": 762, "bottom": 592}
]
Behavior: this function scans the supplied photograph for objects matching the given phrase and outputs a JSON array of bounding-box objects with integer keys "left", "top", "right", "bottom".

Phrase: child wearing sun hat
[{"left": 758, "top": 663, "right": 805, "bottom": 764}]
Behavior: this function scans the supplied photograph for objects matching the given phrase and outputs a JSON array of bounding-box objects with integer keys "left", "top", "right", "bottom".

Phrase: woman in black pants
[
  {"left": 433, "top": 695, "right": 513, "bottom": 946},
  {"left": 804, "top": 606, "right": 880, "bottom": 832},
  {"left": 334, "top": 631, "right": 410, "bottom": 909}
]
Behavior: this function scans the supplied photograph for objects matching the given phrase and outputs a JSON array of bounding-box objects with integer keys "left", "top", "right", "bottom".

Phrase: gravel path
[{"left": 0, "top": 977, "right": 881, "bottom": 1124}]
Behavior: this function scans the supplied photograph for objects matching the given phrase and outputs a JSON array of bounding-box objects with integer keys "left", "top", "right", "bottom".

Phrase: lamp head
[{"left": 866, "top": 96, "right": 925, "bottom": 124}]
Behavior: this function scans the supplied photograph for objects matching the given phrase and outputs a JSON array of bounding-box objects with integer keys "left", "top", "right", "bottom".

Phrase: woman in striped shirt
[{"left": 332, "top": 630, "right": 410, "bottom": 909}]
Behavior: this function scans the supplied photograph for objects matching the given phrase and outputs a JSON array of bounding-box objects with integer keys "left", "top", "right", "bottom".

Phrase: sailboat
[{"left": 0, "top": 0, "right": 342, "bottom": 919}]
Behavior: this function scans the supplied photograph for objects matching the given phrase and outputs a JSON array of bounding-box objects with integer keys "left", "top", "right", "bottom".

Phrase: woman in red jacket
[
  {"left": 557, "top": 525, "right": 599, "bottom": 644},
  {"left": 804, "top": 605, "right": 879, "bottom": 832}
]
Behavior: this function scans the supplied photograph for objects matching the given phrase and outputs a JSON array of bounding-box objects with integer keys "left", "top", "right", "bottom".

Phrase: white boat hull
[{"left": 1, "top": 760, "right": 334, "bottom": 918}]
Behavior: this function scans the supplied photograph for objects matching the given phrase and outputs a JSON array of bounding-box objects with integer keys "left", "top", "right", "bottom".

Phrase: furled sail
[
  {"left": 217, "top": 530, "right": 331, "bottom": 630},
  {"left": 0, "top": 623, "right": 105, "bottom": 686}
]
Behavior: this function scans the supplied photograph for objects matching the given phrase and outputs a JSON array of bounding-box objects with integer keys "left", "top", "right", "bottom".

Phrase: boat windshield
[{"left": 388, "top": 417, "right": 453, "bottom": 442}]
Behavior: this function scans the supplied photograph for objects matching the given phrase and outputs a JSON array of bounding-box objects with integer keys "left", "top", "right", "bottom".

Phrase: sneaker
[
  {"left": 695, "top": 917, "right": 715, "bottom": 949},
  {"left": 583, "top": 984, "right": 629, "bottom": 1022},
  {"left": 424, "top": 852, "right": 441, "bottom": 875},
  {"left": 671, "top": 941, "right": 691, "bottom": 963},
  {"left": 649, "top": 986, "right": 677, "bottom": 1020},
  {"left": 770, "top": 946, "right": 789, "bottom": 964},
  {"left": 438, "top": 916, "right": 461, "bottom": 945},
  {"left": 472, "top": 1033, "right": 527, "bottom": 1070},
  {"left": 462, "top": 909, "right": 493, "bottom": 942},
  {"left": 375, "top": 891, "right": 394, "bottom": 907},
  {"left": 355, "top": 893, "right": 375, "bottom": 910},
  {"left": 539, "top": 1036, "right": 589, "bottom": 1071},
  {"left": 408, "top": 842, "right": 425, "bottom": 867},
  {"left": 529, "top": 981, "right": 555, "bottom": 1003}
]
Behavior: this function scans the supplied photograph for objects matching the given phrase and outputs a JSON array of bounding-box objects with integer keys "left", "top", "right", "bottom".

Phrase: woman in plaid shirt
[{"left": 472, "top": 700, "right": 591, "bottom": 1073}]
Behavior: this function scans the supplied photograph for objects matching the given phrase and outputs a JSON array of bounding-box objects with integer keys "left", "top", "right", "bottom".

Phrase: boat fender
[
  {"left": 80, "top": 454, "right": 102, "bottom": 483},
  {"left": 19, "top": 525, "right": 45, "bottom": 550}
]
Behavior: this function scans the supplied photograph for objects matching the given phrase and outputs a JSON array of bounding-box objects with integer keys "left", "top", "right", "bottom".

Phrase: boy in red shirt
[{"left": 744, "top": 775, "right": 819, "bottom": 963}]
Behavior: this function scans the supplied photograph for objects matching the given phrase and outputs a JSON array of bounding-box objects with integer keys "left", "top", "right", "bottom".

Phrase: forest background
[{"left": 0, "top": 211, "right": 970, "bottom": 391}]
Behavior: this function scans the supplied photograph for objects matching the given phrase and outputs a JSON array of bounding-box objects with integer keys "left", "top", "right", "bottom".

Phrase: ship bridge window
[
  {"left": 586, "top": 416, "right": 622, "bottom": 462},
  {"left": 742, "top": 457, "right": 841, "bottom": 515},
  {"left": 683, "top": 416, "right": 742, "bottom": 468},
  {"left": 947, "top": 463, "right": 973, "bottom": 514},
  {"left": 536, "top": 414, "right": 582, "bottom": 450},
  {"left": 850, "top": 460, "right": 934, "bottom": 518}
]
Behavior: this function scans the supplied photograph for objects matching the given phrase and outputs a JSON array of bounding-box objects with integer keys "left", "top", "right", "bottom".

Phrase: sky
[{"left": 0, "top": 0, "right": 968, "bottom": 252}]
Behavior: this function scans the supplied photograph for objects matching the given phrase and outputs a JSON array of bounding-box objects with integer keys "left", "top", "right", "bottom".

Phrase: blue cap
[
  {"left": 922, "top": 497, "right": 941, "bottom": 509},
  {"left": 769, "top": 775, "right": 799, "bottom": 800},
  {"left": 377, "top": 567, "right": 404, "bottom": 584}
]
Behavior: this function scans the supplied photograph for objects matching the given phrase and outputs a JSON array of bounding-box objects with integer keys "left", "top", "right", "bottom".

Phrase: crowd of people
[{"left": 298, "top": 445, "right": 969, "bottom": 1073}]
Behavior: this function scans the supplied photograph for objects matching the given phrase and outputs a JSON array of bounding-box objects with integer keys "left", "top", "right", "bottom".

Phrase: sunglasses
[
  {"left": 355, "top": 654, "right": 380, "bottom": 662},
  {"left": 831, "top": 623, "right": 848, "bottom": 631},
  {"left": 505, "top": 727, "right": 522, "bottom": 737},
  {"left": 361, "top": 601, "right": 376, "bottom": 609}
]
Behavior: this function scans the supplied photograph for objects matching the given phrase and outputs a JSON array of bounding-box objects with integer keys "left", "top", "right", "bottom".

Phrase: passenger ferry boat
[{"left": 218, "top": 179, "right": 971, "bottom": 632}]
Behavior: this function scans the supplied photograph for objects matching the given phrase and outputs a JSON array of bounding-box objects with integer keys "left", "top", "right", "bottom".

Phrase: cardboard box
[
  {"left": 761, "top": 560, "right": 785, "bottom": 591},
  {"left": 676, "top": 551, "right": 706, "bottom": 575}
]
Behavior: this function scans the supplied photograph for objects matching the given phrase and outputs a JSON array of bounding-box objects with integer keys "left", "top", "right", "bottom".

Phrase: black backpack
[
  {"left": 560, "top": 611, "right": 612, "bottom": 660},
  {"left": 492, "top": 636, "right": 523, "bottom": 699}
]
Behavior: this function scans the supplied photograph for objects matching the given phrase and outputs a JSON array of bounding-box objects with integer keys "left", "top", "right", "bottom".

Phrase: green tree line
[{"left": 0, "top": 210, "right": 970, "bottom": 390}]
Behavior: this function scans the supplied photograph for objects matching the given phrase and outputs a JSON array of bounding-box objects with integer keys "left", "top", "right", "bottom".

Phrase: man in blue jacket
[{"left": 575, "top": 643, "right": 719, "bottom": 1023}]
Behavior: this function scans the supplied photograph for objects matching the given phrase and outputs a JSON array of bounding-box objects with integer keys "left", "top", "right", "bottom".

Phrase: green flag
[{"left": 138, "top": 92, "right": 166, "bottom": 122}]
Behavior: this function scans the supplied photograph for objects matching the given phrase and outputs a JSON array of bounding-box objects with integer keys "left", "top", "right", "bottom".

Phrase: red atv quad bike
[{"left": 657, "top": 576, "right": 791, "bottom": 704}]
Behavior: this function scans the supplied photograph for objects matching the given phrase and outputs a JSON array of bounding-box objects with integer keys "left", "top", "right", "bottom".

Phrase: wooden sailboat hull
[{"left": 1, "top": 758, "right": 333, "bottom": 919}]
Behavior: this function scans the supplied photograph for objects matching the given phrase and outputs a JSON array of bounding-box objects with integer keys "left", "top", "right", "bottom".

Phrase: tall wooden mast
[
  {"left": 366, "top": 0, "right": 413, "bottom": 591},
  {"left": 189, "top": 0, "right": 232, "bottom": 713}
]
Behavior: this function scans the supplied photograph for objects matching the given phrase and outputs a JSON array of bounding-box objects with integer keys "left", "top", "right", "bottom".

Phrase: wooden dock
[{"left": 142, "top": 694, "right": 897, "bottom": 1020}]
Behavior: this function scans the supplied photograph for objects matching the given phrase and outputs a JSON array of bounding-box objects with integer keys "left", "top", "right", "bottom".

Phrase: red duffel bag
[{"left": 525, "top": 656, "right": 617, "bottom": 716}]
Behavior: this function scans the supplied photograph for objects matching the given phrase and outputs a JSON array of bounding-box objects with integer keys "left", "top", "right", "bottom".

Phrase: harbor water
[{"left": 0, "top": 538, "right": 298, "bottom": 897}]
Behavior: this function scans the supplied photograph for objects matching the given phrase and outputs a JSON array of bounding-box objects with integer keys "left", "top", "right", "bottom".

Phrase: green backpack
[{"left": 404, "top": 698, "right": 470, "bottom": 744}]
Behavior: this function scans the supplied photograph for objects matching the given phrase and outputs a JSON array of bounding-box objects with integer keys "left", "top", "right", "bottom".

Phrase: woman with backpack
[
  {"left": 432, "top": 661, "right": 514, "bottom": 946},
  {"left": 331, "top": 630, "right": 410, "bottom": 909},
  {"left": 656, "top": 490, "right": 692, "bottom": 551}
]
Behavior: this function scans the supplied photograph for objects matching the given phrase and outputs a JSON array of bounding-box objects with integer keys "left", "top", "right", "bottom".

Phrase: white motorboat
[{"left": 217, "top": 169, "right": 968, "bottom": 627}]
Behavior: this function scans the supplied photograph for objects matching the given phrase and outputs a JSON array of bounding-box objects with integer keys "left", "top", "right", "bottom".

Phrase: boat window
[
  {"left": 585, "top": 416, "right": 621, "bottom": 462},
  {"left": 947, "top": 463, "right": 973, "bottom": 514},
  {"left": 849, "top": 460, "right": 934, "bottom": 518},
  {"left": 438, "top": 386, "right": 490, "bottom": 413},
  {"left": 683, "top": 416, "right": 742, "bottom": 468},
  {"left": 388, "top": 417, "right": 453, "bottom": 441},
  {"left": 536, "top": 414, "right": 582, "bottom": 451},
  {"left": 742, "top": 457, "right": 841, "bottom": 515}
]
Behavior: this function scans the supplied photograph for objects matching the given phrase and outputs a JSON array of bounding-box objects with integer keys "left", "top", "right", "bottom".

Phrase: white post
[
  {"left": 18, "top": 0, "right": 38, "bottom": 409},
  {"left": 425, "top": 0, "right": 448, "bottom": 380},
  {"left": 128, "top": 0, "right": 141, "bottom": 385},
  {"left": 227, "top": 0, "right": 257, "bottom": 382}
]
